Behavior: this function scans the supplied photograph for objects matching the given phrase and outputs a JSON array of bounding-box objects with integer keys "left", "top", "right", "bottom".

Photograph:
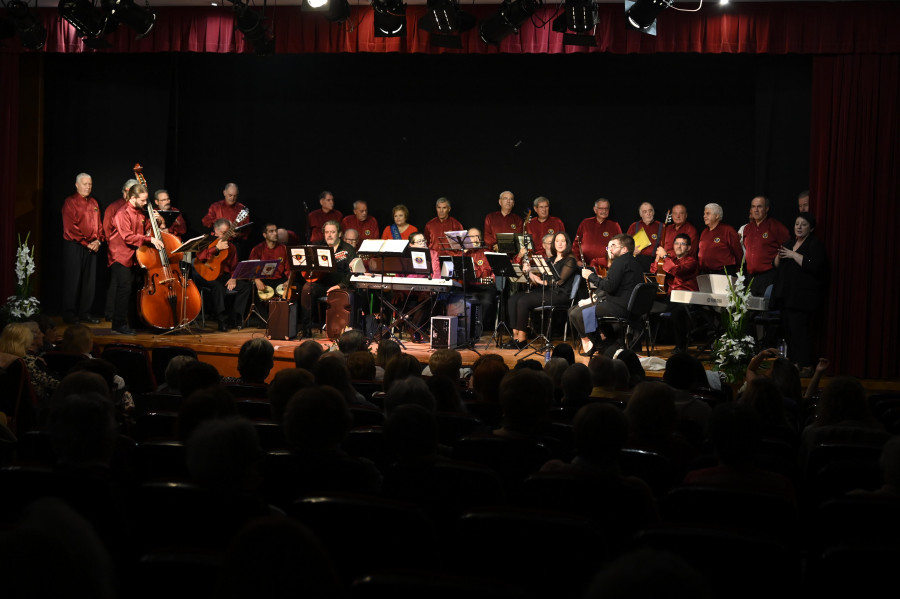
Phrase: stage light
[
  {"left": 418, "top": 0, "right": 475, "bottom": 49},
  {"left": 372, "top": 0, "right": 405, "bottom": 37},
  {"left": 304, "top": 0, "right": 350, "bottom": 22},
  {"left": 4, "top": 0, "right": 47, "bottom": 50},
  {"left": 58, "top": 0, "right": 110, "bottom": 39},
  {"left": 228, "top": 0, "right": 275, "bottom": 55},
  {"left": 551, "top": 0, "right": 597, "bottom": 47},
  {"left": 478, "top": 0, "right": 537, "bottom": 45},
  {"left": 624, "top": 0, "right": 673, "bottom": 34},
  {"left": 102, "top": 0, "right": 156, "bottom": 39}
]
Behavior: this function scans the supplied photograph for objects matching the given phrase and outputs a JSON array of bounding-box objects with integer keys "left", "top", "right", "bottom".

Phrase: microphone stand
[{"left": 517, "top": 256, "right": 556, "bottom": 359}]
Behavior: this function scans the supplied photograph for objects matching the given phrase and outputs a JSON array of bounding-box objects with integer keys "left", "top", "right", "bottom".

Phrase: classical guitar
[{"left": 192, "top": 207, "right": 249, "bottom": 281}]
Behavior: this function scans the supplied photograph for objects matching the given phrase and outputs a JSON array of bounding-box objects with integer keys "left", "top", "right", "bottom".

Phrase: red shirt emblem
[
  {"left": 477, "top": 259, "right": 484, "bottom": 266},
  {"left": 603, "top": 232, "right": 609, "bottom": 237},
  {"left": 510, "top": 224, "right": 516, "bottom": 230},
  {"left": 714, "top": 237, "right": 721, "bottom": 243},
  {"left": 762, "top": 232, "right": 769, "bottom": 239}
]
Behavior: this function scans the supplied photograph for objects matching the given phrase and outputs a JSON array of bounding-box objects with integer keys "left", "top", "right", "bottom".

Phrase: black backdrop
[{"left": 41, "top": 51, "right": 810, "bottom": 315}]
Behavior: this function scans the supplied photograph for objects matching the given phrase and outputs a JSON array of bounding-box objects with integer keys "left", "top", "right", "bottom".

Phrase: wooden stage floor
[{"left": 77, "top": 320, "right": 899, "bottom": 393}]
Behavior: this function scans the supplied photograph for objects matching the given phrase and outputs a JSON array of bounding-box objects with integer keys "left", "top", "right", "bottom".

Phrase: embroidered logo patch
[
  {"left": 714, "top": 237, "right": 721, "bottom": 243},
  {"left": 548, "top": 229, "right": 555, "bottom": 234},
  {"left": 365, "top": 230, "right": 371, "bottom": 236},
  {"left": 477, "top": 259, "right": 484, "bottom": 266},
  {"left": 651, "top": 234, "right": 658, "bottom": 240},
  {"left": 510, "top": 224, "right": 516, "bottom": 230},
  {"left": 763, "top": 232, "right": 769, "bottom": 239},
  {"left": 603, "top": 232, "right": 609, "bottom": 237}
]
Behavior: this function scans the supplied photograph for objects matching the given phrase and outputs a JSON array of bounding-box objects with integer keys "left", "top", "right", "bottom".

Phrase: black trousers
[
  {"left": 782, "top": 308, "right": 814, "bottom": 368},
  {"left": 507, "top": 288, "right": 568, "bottom": 331},
  {"left": 568, "top": 300, "right": 629, "bottom": 340},
  {"left": 194, "top": 272, "right": 252, "bottom": 323},
  {"left": 109, "top": 263, "right": 136, "bottom": 329},
  {"left": 62, "top": 240, "right": 97, "bottom": 320}
]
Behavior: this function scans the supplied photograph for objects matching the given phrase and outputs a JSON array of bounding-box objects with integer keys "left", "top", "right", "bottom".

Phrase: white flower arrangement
[
  {"left": 2, "top": 233, "right": 40, "bottom": 322},
  {"left": 712, "top": 258, "right": 755, "bottom": 383}
]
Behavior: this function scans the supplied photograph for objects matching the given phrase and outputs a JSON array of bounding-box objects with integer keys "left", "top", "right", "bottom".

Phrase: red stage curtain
[
  {"left": 0, "top": 53, "right": 19, "bottom": 301},
  {"left": 0, "top": 3, "right": 896, "bottom": 56},
  {"left": 811, "top": 54, "right": 900, "bottom": 379}
]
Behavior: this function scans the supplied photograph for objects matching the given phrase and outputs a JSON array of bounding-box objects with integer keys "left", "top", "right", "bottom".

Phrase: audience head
[
  {"left": 739, "top": 376, "right": 787, "bottom": 427},
  {"left": 498, "top": 369, "right": 553, "bottom": 435},
  {"left": 428, "top": 349, "right": 463, "bottom": 380},
  {"left": 770, "top": 357, "right": 803, "bottom": 400},
  {"left": 514, "top": 359, "right": 544, "bottom": 371},
  {"left": 293, "top": 339, "right": 324, "bottom": 371},
  {"left": 384, "top": 376, "right": 436, "bottom": 417},
  {"left": 815, "top": 376, "right": 871, "bottom": 427},
  {"left": 60, "top": 323, "right": 93, "bottom": 355},
  {"left": 347, "top": 351, "right": 376, "bottom": 380},
  {"left": 382, "top": 353, "right": 423, "bottom": 392},
  {"left": 384, "top": 403, "right": 438, "bottom": 463},
  {"left": 471, "top": 358, "right": 509, "bottom": 404},
  {"left": 625, "top": 382, "right": 677, "bottom": 439},
  {"left": 52, "top": 370, "right": 110, "bottom": 405},
  {"left": 32, "top": 314, "right": 60, "bottom": 350},
  {"left": 163, "top": 355, "right": 197, "bottom": 393},
  {"left": 561, "top": 363, "right": 593, "bottom": 406},
  {"left": 426, "top": 375, "right": 466, "bottom": 413},
  {"left": 375, "top": 339, "right": 401, "bottom": 368},
  {"left": 551, "top": 342, "right": 575, "bottom": 366},
  {"left": 588, "top": 355, "right": 616, "bottom": 388},
  {"left": 0, "top": 322, "right": 33, "bottom": 357},
  {"left": 267, "top": 368, "right": 315, "bottom": 423},
  {"left": 49, "top": 392, "right": 118, "bottom": 466},
  {"left": 283, "top": 385, "right": 351, "bottom": 451},
  {"left": 186, "top": 416, "right": 262, "bottom": 493},
  {"left": 179, "top": 361, "right": 222, "bottom": 398},
  {"left": 573, "top": 402, "right": 629, "bottom": 465},
  {"left": 313, "top": 354, "right": 358, "bottom": 403},
  {"left": 615, "top": 349, "right": 645, "bottom": 387},
  {"left": 663, "top": 353, "right": 707, "bottom": 391},
  {"left": 543, "top": 357, "right": 568, "bottom": 392},
  {"left": 337, "top": 329, "right": 367, "bottom": 355},
  {"left": 611, "top": 360, "right": 632, "bottom": 391},
  {"left": 67, "top": 358, "right": 119, "bottom": 397},
  {"left": 175, "top": 386, "right": 237, "bottom": 443},
  {"left": 237, "top": 338, "right": 275, "bottom": 383},
  {"left": 584, "top": 548, "right": 712, "bottom": 599}
]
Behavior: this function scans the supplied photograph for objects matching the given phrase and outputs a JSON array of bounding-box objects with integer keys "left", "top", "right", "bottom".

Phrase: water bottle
[
  {"left": 777, "top": 338, "right": 788, "bottom": 359},
  {"left": 545, "top": 348, "right": 552, "bottom": 364}
]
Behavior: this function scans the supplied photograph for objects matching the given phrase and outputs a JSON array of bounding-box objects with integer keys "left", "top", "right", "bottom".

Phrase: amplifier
[
  {"left": 431, "top": 316, "right": 458, "bottom": 349},
  {"left": 267, "top": 301, "right": 297, "bottom": 340}
]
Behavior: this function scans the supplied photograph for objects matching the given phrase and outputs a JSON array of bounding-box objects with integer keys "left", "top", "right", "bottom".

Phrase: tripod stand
[
  {"left": 517, "top": 256, "right": 558, "bottom": 359},
  {"left": 443, "top": 232, "right": 482, "bottom": 356},
  {"left": 483, "top": 252, "right": 526, "bottom": 350}
]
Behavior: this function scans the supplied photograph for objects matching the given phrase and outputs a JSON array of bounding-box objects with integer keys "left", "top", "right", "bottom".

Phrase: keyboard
[
  {"left": 670, "top": 289, "right": 769, "bottom": 311},
  {"left": 350, "top": 275, "right": 461, "bottom": 292}
]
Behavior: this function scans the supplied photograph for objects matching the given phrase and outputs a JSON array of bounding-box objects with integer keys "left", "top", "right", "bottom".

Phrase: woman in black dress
[{"left": 774, "top": 212, "right": 827, "bottom": 377}]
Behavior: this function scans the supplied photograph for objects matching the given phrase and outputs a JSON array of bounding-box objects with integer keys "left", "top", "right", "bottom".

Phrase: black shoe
[
  {"left": 80, "top": 315, "right": 100, "bottom": 324},
  {"left": 502, "top": 340, "right": 526, "bottom": 350},
  {"left": 111, "top": 325, "right": 137, "bottom": 336},
  {"left": 218, "top": 321, "right": 230, "bottom": 332},
  {"left": 579, "top": 345, "right": 598, "bottom": 358}
]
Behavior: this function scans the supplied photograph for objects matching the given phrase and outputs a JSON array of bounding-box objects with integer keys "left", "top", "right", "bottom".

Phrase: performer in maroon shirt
[
  {"left": 743, "top": 196, "right": 790, "bottom": 295},
  {"left": 102, "top": 178, "right": 135, "bottom": 321},
  {"left": 483, "top": 190, "right": 523, "bottom": 251},
  {"left": 341, "top": 200, "right": 379, "bottom": 243},
  {"left": 526, "top": 196, "right": 566, "bottom": 246},
  {"left": 662, "top": 204, "right": 699, "bottom": 257},
  {"left": 424, "top": 197, "right": 463, "bottom": 253},
  {"left": 153, "top": 189, "right": 187, "bottom": 238},
  {"left": 307, "top": 190, "right": 343, "bottom": 243},
  {"left": 62, "top": 172, "right": 104, "bottom": 324},
  {"left": 626, "top": 202, "right": 665, "bottom": 272},
  {"left": 461, "top": 228, "right": 497, "bottom": 337},
  {"left": 573, "top": 198, "right": 622, "bottom": 273},
  {"left": 193, "top": 218, "right": 253, "bottom": 332},
  {"left": 108, "top": 184, "right": 165, "bottom": 335},
  {"left": 699, "top": 203, "right": 743, "bottom": 275},
  {"left": 249, "top": 223, "right": 290, "bottom": 299}
]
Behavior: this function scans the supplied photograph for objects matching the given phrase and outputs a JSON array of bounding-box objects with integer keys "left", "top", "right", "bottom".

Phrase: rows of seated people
[{"left": 1, "top": 324, "right": 899, "bottom": 599}]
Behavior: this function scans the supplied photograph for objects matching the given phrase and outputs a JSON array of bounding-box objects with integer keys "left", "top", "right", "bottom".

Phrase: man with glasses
[
  {"left": 652, "top": 233, "right": 700, "bottom": 354},
  {"left": 568, "top": 234, "right": 643, "bottom": 356},
  {"left": 573, "top": 198, "right": 622, "bottom": 273},
  {"left": 484, "top": 190, "right": 523, "bottom": 252}
]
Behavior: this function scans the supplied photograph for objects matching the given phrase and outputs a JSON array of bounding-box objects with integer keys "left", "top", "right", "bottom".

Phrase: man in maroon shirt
[
  {"left": 341, "top": 200, "right": 379, "bottom": 243},
  {"left": 662, "top": 204, "right": 699, "bottom": 257},
  {"left": 307, "top": 190, "right": 343, "bottom": 244},
  {"left": 102, "top": 178, "right": 136, "bottom": 322},
  {"left": 153, "top": 189, "right": 187, "bottom": 238},
  {"left": 62, "top": 172, "right": 104, "bottom": 325},
  {"left": 193, "top": 218, "right": 253, "bottom": 332},
  {"left": 201, "top": 183, "right": 249, "bottom": 251},
  {"left": 526, "top": 196, "right": 566, "bottom": 248},
  {"left": 484, "top": 190, "right": 523, "bottom": 251},
  {"left": 108, "top": 184, "right": 165, "bottom": 335},
  {"left": 249, "top": 223, "right": 290, "bottom": 304},
  {"left": 652, "top": 233, "right": 700, "bottom": 353},
  {"left": 743, "top": 196, "right": 790, "bottom": 295},
  {"left": 698, "top": 203, "right": 743, "bottom": 275},
  {"left": 424, "top": 197, "right": 463, "bottom": 253},
  {"left": 573, "top": 198, "right": 622, "bottom": 273},
  {"left": 627, "top": 202, "right": 665, "bottom": 272}
]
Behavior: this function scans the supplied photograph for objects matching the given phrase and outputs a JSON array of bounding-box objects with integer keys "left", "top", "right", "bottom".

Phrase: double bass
[{"left": 133, "top": 164, "right": 202, "bottom": 329}]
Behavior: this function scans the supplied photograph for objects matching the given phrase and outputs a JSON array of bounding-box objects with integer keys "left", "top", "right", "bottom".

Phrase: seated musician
[
  {"left": 249, "top": 223, "right": 290, "bottom": 314},
  {"left": 459, "top": 228, "right": 497, "bottom": 339},
  {"left": 153, "top": 189, "right": 186, "bottom": 238},
  {"left": 503, "top": 232, "right": 578, "bottom": 350},
  {"left": 298, "top": 220, "right": 356, "bottom": 339},
  {"left": 398, "top": 232, "right": 441, "bottom": 342},
  {"left": 193, "top": 218, "right": 253, "bottom": 332},
  {"left": 650, "top": 233, "right": 699, "bottom": 354}
]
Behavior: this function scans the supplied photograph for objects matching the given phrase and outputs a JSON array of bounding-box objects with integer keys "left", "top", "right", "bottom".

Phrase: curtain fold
[
  {"left": 812, "top": 54, "right": 900, "bottom": 379},
  {"left": 0, "top": 53, "right": 19, "bottom": 301}
]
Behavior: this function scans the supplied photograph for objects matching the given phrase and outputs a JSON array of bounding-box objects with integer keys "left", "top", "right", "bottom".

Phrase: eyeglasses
[{"left": 607, "top": 243, "right": 621, "bottom": 250}]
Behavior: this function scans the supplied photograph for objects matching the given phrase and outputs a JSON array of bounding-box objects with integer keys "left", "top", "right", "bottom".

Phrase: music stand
[
  {"left": 517, "top": 255, "right": 559, "bottom": 358},
  {"left": 159, "top": 234, "right": 214, "bottom": 337},
  {"left": 232, "top": 259, "right": 282, "bottom": 327},
  {"left": 482, "top": 251, "right": 523, "bottom": 349},
  {"left": 155, "top": 210, "right": 181, "bottom": 229},
  {"left": 443, "top": 230, "right": 483, "bottom": 355},
  {"left": 356, "top": 239, "right": 424, "bottom": 347}
]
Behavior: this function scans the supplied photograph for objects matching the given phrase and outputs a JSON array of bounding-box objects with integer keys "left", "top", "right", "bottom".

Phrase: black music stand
[
  {"left": 517, "top": 255, "right": 559, "bottom": 358},
  {"left": 482, "top": 251, "right": 524, "bottom": 349},
  {"left": 160, "top": 234, "right": 213, "bottom": 337},
  {"left": 232, "top": 259, "right": 282, "bottom": 327},
  {"left": 289, "top": 245, "right": 337, "bottom": 336},
  {"left": 443, "top": 231, "right": 483, "bottom": 355}
]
